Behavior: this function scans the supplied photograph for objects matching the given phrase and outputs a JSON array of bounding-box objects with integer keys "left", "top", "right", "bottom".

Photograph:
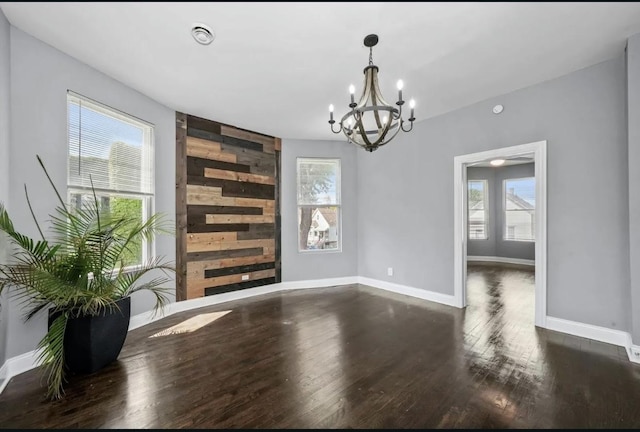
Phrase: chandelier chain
[{"left": 369, "top": 47, "right": 373, "bottom": 66}]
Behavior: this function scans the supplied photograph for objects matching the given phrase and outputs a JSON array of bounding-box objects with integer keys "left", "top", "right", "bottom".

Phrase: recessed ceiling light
[
  {"left": 191, "top": 23, "right": 215, "bottom": 45},
  {"left": 490, "top": 159, "right": 506, "bottom": 166}
]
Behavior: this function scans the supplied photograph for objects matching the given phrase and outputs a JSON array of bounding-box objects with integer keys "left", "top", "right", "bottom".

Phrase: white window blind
[
  {"left": 297, "top": 159, "right": 341, "bottom": 205},
  {"left": 67, "top": 92, "right": 155, "bottom": 267},
  {"left": 67, "top": 92, "right": 153, "bottom": 195}
]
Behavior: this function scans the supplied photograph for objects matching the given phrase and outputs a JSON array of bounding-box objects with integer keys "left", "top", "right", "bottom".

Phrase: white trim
[
  {"left": 454, "top": 140, "right": 547, "bottom": 327},
  {"left": 129, "top": 276, "right": 359, "bottom": 331},
  {"left": 2, "top": 277, "right": 639, "bottom": 396},
  {"left": 467, "top": 178, "right": 489, "bottom": 240},
  {"left": 0, "top": 276, "right": 360, "bottom": 395},
  {"left": 628, "top": 345, "right": 640, "bottom": 364},
  {"left": 0, "top": 349, "right": 40, "bottom": 394},
  {"left": 546, "top": 316, "right": 632, "bottom": 349},
  {"left": 357, "top": 276, "right": 458, "bottom": 307},
  {"left": 502, "top": 176, "right": 536, "bottom": 242},
  {"left": 467, "top": 256, "right": 535, "bottom": 266},
  {"left": 0, "top": 361, "right": 7, "bottom": 394},
  {"left": 279, "top": 276, "right": 359, "bottom": 290}
]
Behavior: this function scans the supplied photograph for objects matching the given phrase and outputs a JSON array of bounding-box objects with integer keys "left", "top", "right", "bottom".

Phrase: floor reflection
[
  {"left": 461, "top": 263, "right": 539, "bottom": 426},
  {"left": 1, "top": 270, "right": 639, "bottom": 428}
]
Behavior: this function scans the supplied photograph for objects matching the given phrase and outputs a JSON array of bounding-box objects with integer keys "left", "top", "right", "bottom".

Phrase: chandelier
[{"left": 328, "top": 34, "right": 416, "bottom": 152}]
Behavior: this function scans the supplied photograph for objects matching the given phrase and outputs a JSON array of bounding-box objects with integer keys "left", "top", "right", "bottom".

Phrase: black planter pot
[{"left": 48, "top": 296, "right": 131, "bottom": 374}]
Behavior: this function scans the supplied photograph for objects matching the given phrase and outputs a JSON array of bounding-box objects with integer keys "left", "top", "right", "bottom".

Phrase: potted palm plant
[{"left": 0, "top": 156, "right": 175, "bottom": 400}]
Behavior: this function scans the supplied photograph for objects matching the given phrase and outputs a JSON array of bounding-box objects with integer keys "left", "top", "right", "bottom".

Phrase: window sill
[{"left": 298, "top": 249, "right": 343, "bottom": 254}]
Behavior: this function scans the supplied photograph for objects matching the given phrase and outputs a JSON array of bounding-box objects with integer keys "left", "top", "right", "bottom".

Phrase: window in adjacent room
[
  {"left": 297, "top": 158, "right": 341, "bottom": 252},
  {"left": 467, "top": 179, "right": 488, "bottom": 240},
  {"left": 504, "top": 177, "right": 535, "bottom": 241},
  {"left": 67, "top": 91, "right": 154, "bottom": 268}
]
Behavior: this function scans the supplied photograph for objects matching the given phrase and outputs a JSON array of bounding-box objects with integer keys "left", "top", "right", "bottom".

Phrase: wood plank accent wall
[{"left": 176, "top": 113, "right": 281, "bottom": 300}]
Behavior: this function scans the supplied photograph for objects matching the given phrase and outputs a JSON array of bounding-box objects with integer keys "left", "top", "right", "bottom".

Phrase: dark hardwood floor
[{"left": 0, "top": 264, "right": 638, "bottom": 428}]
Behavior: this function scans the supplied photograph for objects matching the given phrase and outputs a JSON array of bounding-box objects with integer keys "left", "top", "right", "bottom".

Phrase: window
[
  {"left": 504, "top": 177, "right": 535, "bottom": 241},
  {"left": 467, "top": 180, "right": 488, "bottom": 240},
  {"left": 297, "top": 158, "right": 341, "bottom": 252},
  {"left": 67, "top": 92, "right": 154, "bottom": 267}
]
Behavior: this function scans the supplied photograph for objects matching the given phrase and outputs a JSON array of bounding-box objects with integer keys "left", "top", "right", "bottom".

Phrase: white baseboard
[
  {"left": 546, "top": 316, "right": 632, "bottom": 350},
  {"left": 280, "top": 276, "right": 359, "bottom": 290},
  {"left": 629, "top": 345, "right": 640, "bottom": 364},
  {"left": 1, "top": 276, "right": 360, "bottom": 395},
  {"left": 467, "top": 256, "right": 535, "bottom": 266},
  {"left": 129, "top": 276, "right": 359, "bottom": 331},
  {"left": 357, "top": 276, "right": 458, "bottom": 307},
  {"left": 0, "top": 361, "right": 7, "bottom": 394},
  {"left": 0, "top": 349, "right": 39, "bottom": 394},
  {"left": 3, "top": 277, "right": 639, "bottom": 396},
  {"left": 129, "top": 283, "right": 283, "bottom": 331}
]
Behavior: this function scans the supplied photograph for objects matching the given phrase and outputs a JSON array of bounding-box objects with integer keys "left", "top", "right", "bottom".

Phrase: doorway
[{"left": 453, "top": 141, "right": 547, "bottom": 328}]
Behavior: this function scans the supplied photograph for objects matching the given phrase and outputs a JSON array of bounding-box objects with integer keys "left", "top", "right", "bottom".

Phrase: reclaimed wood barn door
[{"left": 176, "top": 113, "right": 281, "bottom": 300}]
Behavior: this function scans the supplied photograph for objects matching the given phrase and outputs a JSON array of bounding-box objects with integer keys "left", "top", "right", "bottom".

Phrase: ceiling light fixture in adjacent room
[
  {"left": 490, "top": 159, "right": 506, "bottom": 166},
  {"left": 191, "top": 23, "right": 215, "bottom": 45},
  {"left": 328, "top": 34, "right": 416, "bottom": 152}
]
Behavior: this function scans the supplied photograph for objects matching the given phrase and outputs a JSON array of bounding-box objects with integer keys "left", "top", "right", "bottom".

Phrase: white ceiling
[{"left": 2, "top": 2, "right": 640, "bottom": 141}]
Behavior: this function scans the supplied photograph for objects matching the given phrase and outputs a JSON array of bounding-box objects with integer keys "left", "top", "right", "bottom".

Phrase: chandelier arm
[
  {"left": 355, "top": 67, "right": 374, "bottom": 111},
  {"left": 328, "top": 34, "right": 415, "bottom": 152},
  {"left": 376, "top": 121, "right": 403, "bottom": 146},
  {"left": 376, "top": 120, "right": 391, "bottom": 143},
  {"left": 340, "top": 107, "right": 397, "bottom": 134},
  {"left": 369, "top": 71, "right": 384, "bottom": 130},
  {"left": 400, "top": 120, "right": 414, "bottom": 133},
  {"left": 330, "top": 122, "right": 343, "bottom": 134},
  {"left": 361, "top": 121, "right": 402, "bottom": 150},
  {"left": 370, "top": 65, "right": 393, "bottom": 108},
  {"left": 354, "top": 114, "right": 375, "bottom": 148}
]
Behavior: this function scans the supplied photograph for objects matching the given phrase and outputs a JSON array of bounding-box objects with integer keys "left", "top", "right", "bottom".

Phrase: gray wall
[
  {"left": 0, "top": 8, "right": 10, "bottom": 366},
  {"left": 358, "top": 55, "right": 630, "bottom": 332},
  {"left": 467, "top": 163, "right": 535, "bottom": 261},
  {"left": 281, "top": 139, "right": 358, "bottom": 281},
  {"left": 628, "top": 33, "right": 640, "bottom": 344},
  {"left": 6, "top": 27, "right": 176, "bottom": 359}
]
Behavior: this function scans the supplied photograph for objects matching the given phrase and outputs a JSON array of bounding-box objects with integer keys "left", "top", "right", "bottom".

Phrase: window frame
[
  {"left": 66, "top": 91, "right": 156, "bottom": 271},
  {"left": 467, "top": 179, "right": 489, "bottom": 240},
  {"left": 296, "top": 157, "right": 342, "bottom": 254},
  {"left": 503, "top": 176, "right": 535, "bottom": 242}
]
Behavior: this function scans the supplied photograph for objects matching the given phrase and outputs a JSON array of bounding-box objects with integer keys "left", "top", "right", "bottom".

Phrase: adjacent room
[
  {"left": 1, "top": 2, "right": 640, "bottom": 429},
  {"left": 463, "top": 151, "right": 540, "bottom": 382}
]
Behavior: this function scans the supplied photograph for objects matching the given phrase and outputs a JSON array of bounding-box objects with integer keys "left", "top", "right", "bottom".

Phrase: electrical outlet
[
  {"left": 241, "top": 274, "right": 250, "bottom": 281},
  {"left": 387, "top": 267, "right": 393, "bottom": 276}
]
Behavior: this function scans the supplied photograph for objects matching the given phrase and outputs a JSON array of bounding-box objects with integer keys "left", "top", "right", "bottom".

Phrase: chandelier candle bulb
[
  {"left": 397, "top": 80, "right": 404, "bottom": 104},
  {"left": 329, "top": 104, "right": 334, "bottom": 122},
  {"left": 409, "top": 99, "right": 415, "bottom": 120}
]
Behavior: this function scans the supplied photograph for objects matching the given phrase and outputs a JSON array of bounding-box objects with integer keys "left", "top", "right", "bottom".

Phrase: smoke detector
[{"left": 191, "top": 23, "right": 215, "bottom": 45}]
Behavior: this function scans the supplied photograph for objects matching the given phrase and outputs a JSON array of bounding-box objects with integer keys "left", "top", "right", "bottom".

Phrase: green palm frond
[
  {"left": 0, "top": 156, "right": 175, "bottom": 399},
  {"left": 36, "top": 313, "right": 67, "bottom": 400}
]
